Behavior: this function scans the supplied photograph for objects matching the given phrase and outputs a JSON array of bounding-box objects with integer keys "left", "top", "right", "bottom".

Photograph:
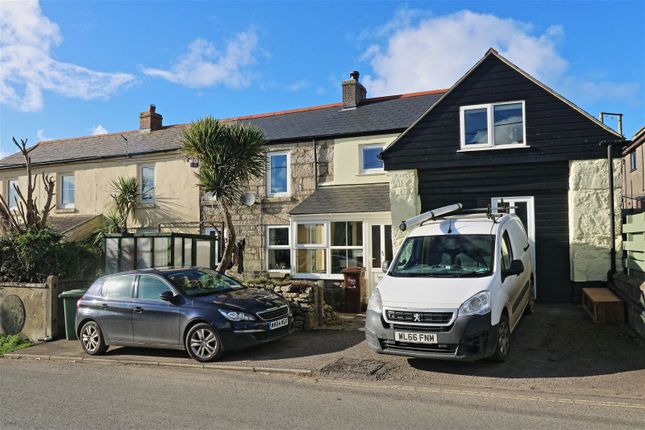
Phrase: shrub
[
  {"left": 0, "top": 229, "right": 100, "bottom": 283},
  {"left": 0, "top": 335, "right": 32, "bottom": 355}
]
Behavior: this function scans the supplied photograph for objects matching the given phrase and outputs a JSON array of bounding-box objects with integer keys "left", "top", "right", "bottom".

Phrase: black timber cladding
[
  {"left": 290, "top": 184, "right": 390, "bottom": 215},
  {"left": 418, "top": 162, "right": 571, "bottom": 302},
  {"left": 382, "top": 54, "right": 621, "bottom": 171}
]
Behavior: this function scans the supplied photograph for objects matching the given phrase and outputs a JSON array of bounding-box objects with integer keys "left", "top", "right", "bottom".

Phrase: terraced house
[{"left": 0, "top": 49, "right": 624, "bottom": 302}]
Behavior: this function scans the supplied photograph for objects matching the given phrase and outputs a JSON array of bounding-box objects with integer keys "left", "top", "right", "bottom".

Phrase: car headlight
[
  {"left": 367, "top": 289, "right": 383, "bottom": 313},
  {"left": 458, "top": 291, "right": 491, "bottom": 316},
  {"left": 218, "top": 309, "right": 256, "bottom": 321}
]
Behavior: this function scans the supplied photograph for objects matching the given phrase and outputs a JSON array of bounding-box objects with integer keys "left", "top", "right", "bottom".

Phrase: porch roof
[{"left": 289, "top": 184, "right": 390, "bottom": 215}]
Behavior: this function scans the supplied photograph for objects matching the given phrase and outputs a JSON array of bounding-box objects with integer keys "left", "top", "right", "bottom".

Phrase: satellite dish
[{"left": 240, "top": 192, "right": 256, "bottom": 207}]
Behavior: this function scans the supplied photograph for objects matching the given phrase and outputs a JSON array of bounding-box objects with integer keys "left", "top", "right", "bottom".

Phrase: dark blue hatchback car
[{"left": 75, "top": 268, "right": 293, "bottom": 362}]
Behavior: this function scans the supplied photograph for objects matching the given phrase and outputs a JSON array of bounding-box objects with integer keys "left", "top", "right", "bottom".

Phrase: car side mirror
[
  {"left": 160, "top": 291, "right": 175, "bottom": 302},
  {"left": 381, "top": 260, "right": 391, "bottom": 272},
  {"left": 505, "top": 260, "right": 524, "bottom": 278}
]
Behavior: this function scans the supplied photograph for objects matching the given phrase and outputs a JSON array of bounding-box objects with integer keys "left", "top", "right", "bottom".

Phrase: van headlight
[
  {"left": 367, "top": 289, "right": 382, "bottom": 313},
  {"left": 218, "top": 309, "right": 256, "bottom": 321},
  {"left": 458, "top": 291, "right": 491, "bottom": 316}
]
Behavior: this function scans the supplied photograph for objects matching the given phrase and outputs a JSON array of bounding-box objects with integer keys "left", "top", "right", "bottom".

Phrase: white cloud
[
  {"left": 143, "top": 32, "right": 259, "bottom": 88},
  {"left": 287, "top": 79, "right": 310, "bottom": 92},
  {"left": 90, "top": 124, "right": 108, "bottom": 135},
  {"left": 360, "top": 9, "right": 640, "bottom": 106},
  {"left": 36, "top": 129, "right": 49, "bottom": 141},
  {"left": 0, "top": 0, "right": 134, "bottom": 112}
]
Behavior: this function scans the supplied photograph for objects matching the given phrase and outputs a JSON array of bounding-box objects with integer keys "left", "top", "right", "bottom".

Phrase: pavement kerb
[{"left": 2, "top": 352, "right": 313, "bottom": 377}]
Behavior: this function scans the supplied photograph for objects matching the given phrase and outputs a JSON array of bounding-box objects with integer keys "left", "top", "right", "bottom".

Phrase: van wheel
[
  {"left": 490, "top": 314, "right": 510, "bottom": 362},
  {"left": 524, "top": 277, "right": 536, "bottom": 315}
]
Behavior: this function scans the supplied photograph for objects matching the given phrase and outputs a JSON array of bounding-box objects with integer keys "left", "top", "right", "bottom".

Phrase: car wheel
[
  {"left": 80, "top": 321, "right": 108, "bottom": 355},
  {"left": 490, "top": 314, "right": 510, "bottom": 363},
  {"left": 185, "top": 323, "right": 222, "bottom": 362},
  {"left": 524, "top": 277, "right": 536, "bottom": 315}
]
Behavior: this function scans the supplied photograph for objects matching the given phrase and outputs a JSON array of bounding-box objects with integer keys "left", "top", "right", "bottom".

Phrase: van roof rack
[{"left": 399, "top": 201, "right": 515, "bottom": 231}]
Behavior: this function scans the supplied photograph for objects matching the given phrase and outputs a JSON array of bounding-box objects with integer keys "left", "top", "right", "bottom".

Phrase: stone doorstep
[{"left": 2, "top": 352, "right": 313, "bottom": 377}]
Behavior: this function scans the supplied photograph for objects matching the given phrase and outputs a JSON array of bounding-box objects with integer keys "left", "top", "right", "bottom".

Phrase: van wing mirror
[
  {"left": 506, "top": 260, "right": 524, "bottom": 277},
  {"left": 381, "top": 260, "right": 391, "bottom": 272}
]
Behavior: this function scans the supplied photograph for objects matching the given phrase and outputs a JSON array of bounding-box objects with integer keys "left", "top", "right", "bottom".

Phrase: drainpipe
[
  {"left": 312, "top": 137, "right": 318, "bottom": 189},
  {"left": 599, "top": 139, "right": 630, "bottom": 279}
]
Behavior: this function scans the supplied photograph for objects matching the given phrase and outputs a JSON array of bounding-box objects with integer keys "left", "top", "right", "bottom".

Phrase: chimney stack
[
  {"left": 139, "top": 104, "right": 163, "bottom": 131},
  {"left": 342, "top": 70, "right": 366, "bottom": 109}
]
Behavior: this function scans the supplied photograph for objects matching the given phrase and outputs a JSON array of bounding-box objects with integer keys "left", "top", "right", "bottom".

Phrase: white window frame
[
  {"left": 6, "top": 178, "right": 18, "bottom": 210},
  {"left": 359, "top": 144, "right": 385, "bottom": 174},
  {"left": 139, "top": 164, "right": 156, "bottom": 204},
  {"left": 293, "top": 221, "right": 328, "bottom": 276},
  {"left": 267, "top": 151, "right": 291, "bottom": 197},
  {"left": 266, "top": 225, "right": 291, "bottom": 273},
  {"left": 329, "top": 221, "right": 364, "bottom": 274},
  {"left": 59, "top": 173, "right": 75, "bottom": 209},
  {"left": 459, "top": 100, "right": 527, "bottom": 151},
  {"left": 630, "top": 151, "right": 637, "bottom": 172}
]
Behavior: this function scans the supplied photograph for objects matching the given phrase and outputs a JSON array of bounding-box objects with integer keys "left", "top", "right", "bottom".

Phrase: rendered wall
[
  {"left": 569, "top": 159, "right": 622, "bottom": 282},
  {"left": 325, "top": 133, "right": 398, "bottom": 186},
  {"left": 0, "top": 152, "right": 200, "bottom": 233},
  {"left": 387, "top": 169, "right": 420, "bottom": 251}
]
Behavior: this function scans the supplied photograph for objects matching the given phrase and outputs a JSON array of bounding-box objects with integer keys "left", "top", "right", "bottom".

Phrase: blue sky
[{"left": 1, "top": 0, "right": 643, "bottom": 157}]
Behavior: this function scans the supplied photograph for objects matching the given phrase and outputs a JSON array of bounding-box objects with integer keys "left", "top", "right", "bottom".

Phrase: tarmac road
[{"left": 1, "top": 359, "right": 643, "bottom": 430}]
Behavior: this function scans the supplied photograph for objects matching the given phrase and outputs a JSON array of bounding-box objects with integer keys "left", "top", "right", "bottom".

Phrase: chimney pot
[
  {"left": 140, "top": 104, "right": 163, "bottom": 131},
  {"left": 342, "top": 70, "right": 367, "bottom": 109}
]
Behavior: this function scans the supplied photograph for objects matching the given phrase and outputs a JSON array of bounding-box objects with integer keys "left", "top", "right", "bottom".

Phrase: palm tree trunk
[{"left": 217, "top": 201, "right": 237, "bottom": 274}]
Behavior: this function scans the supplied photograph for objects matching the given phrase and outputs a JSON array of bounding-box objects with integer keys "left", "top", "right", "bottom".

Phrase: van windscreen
[{"left": 390, "top": 235, "right": 494, "bottom": 278}]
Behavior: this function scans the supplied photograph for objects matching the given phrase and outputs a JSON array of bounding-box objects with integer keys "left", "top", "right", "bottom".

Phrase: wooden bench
[{"left": 582, "top": 288, "right": 625, "bottom": 324}]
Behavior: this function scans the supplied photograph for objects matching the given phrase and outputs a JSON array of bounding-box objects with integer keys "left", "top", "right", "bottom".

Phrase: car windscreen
[
  {"left": 163, "top": 269, "right": 244, "bottom": 296},
  {"left": 390, "top": 234, "right": 494, "bottom": 278}
]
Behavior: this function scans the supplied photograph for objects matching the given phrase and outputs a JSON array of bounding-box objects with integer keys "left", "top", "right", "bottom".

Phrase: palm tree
[
  {"left": 109, "top": 176, "right": 139, "bottom": 233},
  {"left": 181, "top": 117, "right": 266, "bottom": 274}
]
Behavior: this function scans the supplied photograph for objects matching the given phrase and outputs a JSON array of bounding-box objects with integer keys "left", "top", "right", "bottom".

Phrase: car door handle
[
  {"left": 133, "top": 307, "right": 144, "bottom": 313},
  {"left": 101, "top": 303, "right": 109, "bottom": 309}
]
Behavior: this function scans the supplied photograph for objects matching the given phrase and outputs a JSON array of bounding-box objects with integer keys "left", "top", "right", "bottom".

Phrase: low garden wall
[
  {"left": 248, "top": 280, "right": 327, "bottom": 331},
  {"left": 0, "top": 276, "right": 93, "bottom": 341}
]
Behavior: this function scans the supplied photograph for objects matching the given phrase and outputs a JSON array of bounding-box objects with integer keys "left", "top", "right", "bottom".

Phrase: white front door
[
  {"left": 491, "top": 196, "right": 536, "bottom": 295},
  {"left": 367, "top": 224, "right": 393, "bottom": 297}
]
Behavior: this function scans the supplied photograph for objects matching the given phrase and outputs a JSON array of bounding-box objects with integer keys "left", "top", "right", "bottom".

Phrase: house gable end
[{"left": 383, "top": 53, "right": 623, "bottom": 171}]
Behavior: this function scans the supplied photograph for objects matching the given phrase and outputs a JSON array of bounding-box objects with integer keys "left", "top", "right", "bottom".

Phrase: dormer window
[{"left": 460, "top": 101, "right": 526, "bottom": 150}]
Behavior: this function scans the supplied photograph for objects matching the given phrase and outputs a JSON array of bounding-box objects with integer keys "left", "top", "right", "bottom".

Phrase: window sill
[
  {"left": 263, "top": 195, "right": 292, "bottom": 203},
  {"left": 55, "top": 208, "right": 77, "bottom": 214},
  {"left": 137, "top": 203, "right": 156, "bottom": 209},
  {"left": 457, "top": 144, "right": 530, "bottom": 153},
  {"left": 358, "top": 171, "right": 385, "bottom": 176}
]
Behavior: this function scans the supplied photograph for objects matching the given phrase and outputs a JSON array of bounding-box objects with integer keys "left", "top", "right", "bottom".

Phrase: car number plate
[
  {"left": 395, "top": 331, "right": 437, "bottom": 344},
  {"left": 269, "top": 317, "right": 289, "bottom": 330}
]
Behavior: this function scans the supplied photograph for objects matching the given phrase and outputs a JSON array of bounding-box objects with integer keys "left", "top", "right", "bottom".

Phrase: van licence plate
[
  {"left": 269, "top": 317, "right": 289, "bottom": 330},
  {"left": 395, "top": 331, "right": 437, "bottom": 344}
]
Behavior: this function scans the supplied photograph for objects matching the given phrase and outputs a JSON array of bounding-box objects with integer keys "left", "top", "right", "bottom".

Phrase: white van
[{"left": 365, "top": 204, "right": 534, "bottom": 362}]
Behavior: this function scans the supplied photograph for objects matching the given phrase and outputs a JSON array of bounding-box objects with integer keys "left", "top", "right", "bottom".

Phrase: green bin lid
[{"left": 58, "top": 288, "right": 88, "bottom": 298}]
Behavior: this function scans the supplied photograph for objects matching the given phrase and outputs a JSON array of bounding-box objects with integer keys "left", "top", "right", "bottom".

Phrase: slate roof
[
  {"left": 289, "top": 184, "right": 390, "bottom": 215},
  {"left": 49, "top": 214, "right": 101, "bottom": 234},
  {"left": 0, "top": 90, "right": 445, "bottom": 170}
]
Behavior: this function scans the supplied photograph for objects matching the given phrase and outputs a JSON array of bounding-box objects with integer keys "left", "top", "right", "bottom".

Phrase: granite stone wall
[
  {"left": 202, "top": 140, "right": 333, "bottom": 278},
  {"left": 569, "top": 159, "right": 622, "bottom": 282}
]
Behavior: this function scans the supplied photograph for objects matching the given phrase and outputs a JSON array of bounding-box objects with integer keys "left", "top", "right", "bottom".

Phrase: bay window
[{"left": 460, "top": 101, "right": 526, "bottom": 150}]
